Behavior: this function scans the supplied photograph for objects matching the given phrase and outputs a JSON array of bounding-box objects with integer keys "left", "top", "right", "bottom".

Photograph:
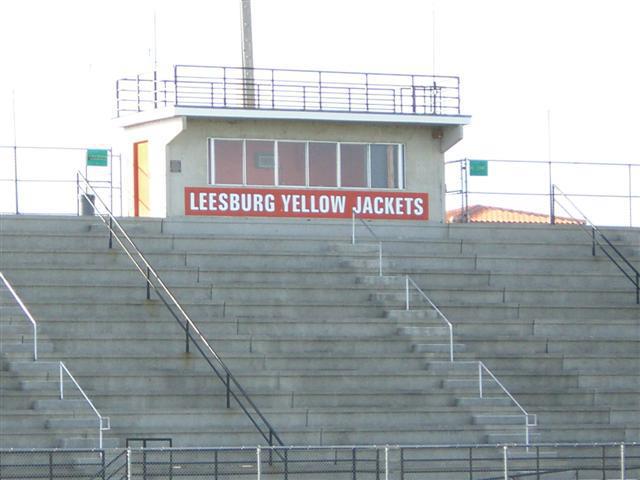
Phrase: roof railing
[
  {"left": 552, "top": 184, "right": 640, "bottom": 303},
  {"left": 116, "top": 65, "right": 461, "bottom": 117},
  {"left": 0, "top": 272, "right": 38, "bottom": 361},
  {"left": 76, "top": 171, "right": 284, "bottom": 449}
]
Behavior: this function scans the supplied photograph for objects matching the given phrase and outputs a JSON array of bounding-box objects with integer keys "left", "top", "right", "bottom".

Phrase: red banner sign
[{"left": 185, "top": 187, "right": 428, "bottom": 220}]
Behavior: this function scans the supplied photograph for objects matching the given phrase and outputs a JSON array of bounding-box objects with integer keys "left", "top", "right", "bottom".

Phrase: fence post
[
  {"left": 384, "top": 447, "right": 389, "bottom": 480},
  {"left": 126, "top": 448, "right": 132, "bottom": 480},
  {"left": 352, "top": 448, "right": 357, "bottom": 480},
  {"left": 620, "top": 444, "right": 625, "bottom": 480},
  {"left": 256, "top": 447, "right": 261, "bottom": 480},
  {"left": 503, "top": 446, "right": 509, "bottom": 480}
]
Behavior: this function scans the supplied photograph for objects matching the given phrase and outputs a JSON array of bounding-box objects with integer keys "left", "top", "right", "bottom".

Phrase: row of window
[{"left": 208, "top": 138, "right": 405, "bottom": 189}]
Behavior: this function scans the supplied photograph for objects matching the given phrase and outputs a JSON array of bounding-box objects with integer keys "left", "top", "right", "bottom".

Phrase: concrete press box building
[{"left": 115, "top": 65, "right": 470, "bottom": 222}]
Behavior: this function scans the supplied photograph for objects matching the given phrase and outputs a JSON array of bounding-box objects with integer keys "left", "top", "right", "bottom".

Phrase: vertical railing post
[
  {"left": 318, "top": 71, "right": 323, "bottom": 110},
  {"left": 108, "top": 217, "right": 113, "bottom": 250},
  {"left": 174, "top": 65, "right": 179, "bottom": 106},
  {"left": 405, "top": 276, "right": 410, "bottom": 311},
  {"left": 478, "top": 363, "right": 483, "bottom": 398},
  {"left": 411, "top": 76, "right": 416, "bottom": 113},
  {"left": 352, "top": 210, "right": 356, "bottom": 245},
  {"left": 550, "top": 184, "right": 556, "bottom": 225},
  {"left": 185, "top": 323, "right": 190, "bottom": 353},
  {"left": 400, "top": 448, "right": 404, "bottom": 480},
  {"left": 76, "top": 172, "right": 80, "bottom": 216},
  {"left": 602, "top": 445, "right": 606, "bottom": 480},
  {"left": 620, "top": 444, "right": 625, "bottom": 480},
  {"left": 49, "top": 451, "right": 53, "bottom": 480},
  {"left": 146, "top": 267, "right": 151, "bottom": 300},
  {"left": 13, "top": 144, "right": 19, "bottom": 215},
  {"left": 271, "top": 69, "right": 275, "bottom": 109},
  {"left": 636, "top": 273, "right": 639, "bottom": 305},
  {"left": 226, "top": 373, "right": 231, "bottom": 408},
  {"left": 468, "top": 447, "right": 473, "bottom": 480},
  {"left": 365, "top": 73, "right": 369, "bottom": 111},
  {"left": 59, "top": 363, "right": 64, "bottom": 399},
  {"left": 536, "top": 446, "right": 540, "bottom": 480},
  {"left": 375, "top": 449, "right": 380, "bottom": 480},
  {"left": 448, "top": 324, "right": 454, "bottom": 362},
  {"left": 592, "top": 227, "right": 596, "bottom": 257},
  {"left": 284, "top": 449, "right": 289, "bottom": 480}
]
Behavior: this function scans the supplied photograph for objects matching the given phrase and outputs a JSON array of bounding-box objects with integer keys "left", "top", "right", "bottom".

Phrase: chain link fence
[
  {"left": 446, "top": 158, "right": 640, "bottom": 226},
  {"left": 1, "top": 443, "right": 638, "bottom": 480}
]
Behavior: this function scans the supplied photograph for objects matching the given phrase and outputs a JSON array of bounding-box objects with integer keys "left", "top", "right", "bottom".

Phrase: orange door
[{"left": 133, "top": 141, "right": 150, "bottom": 216}]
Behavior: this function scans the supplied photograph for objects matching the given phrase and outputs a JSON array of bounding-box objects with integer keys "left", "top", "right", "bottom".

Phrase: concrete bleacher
[{"left": 0, "top": 215, "right": 638, "bottom": 449}]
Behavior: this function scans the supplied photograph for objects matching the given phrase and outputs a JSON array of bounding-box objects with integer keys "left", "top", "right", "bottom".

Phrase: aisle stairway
[{"left": 1, "top": 215, "right": 638, "bottom": 449}]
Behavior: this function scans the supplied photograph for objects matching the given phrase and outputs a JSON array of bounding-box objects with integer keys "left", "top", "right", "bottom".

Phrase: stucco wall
[{"left": 165, "top": 117, "right": 447, "bottom": 222}]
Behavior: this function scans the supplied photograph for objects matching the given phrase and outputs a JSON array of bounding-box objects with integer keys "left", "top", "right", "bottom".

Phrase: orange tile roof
[{"left": 447, "top": 205, "right": 583, "bottom": 224}]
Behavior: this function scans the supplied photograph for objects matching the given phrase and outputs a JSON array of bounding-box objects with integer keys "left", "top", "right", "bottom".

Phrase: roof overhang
[{"left": 116, "top": 106, "right": 471, "bottom": 128}]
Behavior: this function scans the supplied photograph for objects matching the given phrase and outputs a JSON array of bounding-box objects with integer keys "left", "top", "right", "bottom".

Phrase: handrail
[
  {"left": 347, "top": 214, "right": 535, "bottom": 444},
  {"left": 404, "top": 276, "right": 454, "bottom": 362},
  {"left": 478, "top": 361, "right": 537, "bottom": 445},
  {"left": 351, "top": 210, "right": 383, "bottom": 276},
  {"left": 552, "top": 184, "right": 640, "bottom": 303},
  {"left": 59, "top": 361, "right": 110, "bottom": 448},
  {"left": 76, "top": 171, "right": 284, "bottom": 448},
  {"left": 0, "top": 272, "right": 38, "bottom": 360}
]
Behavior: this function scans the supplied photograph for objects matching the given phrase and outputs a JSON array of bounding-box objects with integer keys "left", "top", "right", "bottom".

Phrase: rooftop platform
[{"left": 115, "top": 65, "right": 470, "bottom": 127}]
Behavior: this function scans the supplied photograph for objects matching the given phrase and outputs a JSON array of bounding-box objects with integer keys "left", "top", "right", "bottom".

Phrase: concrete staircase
[{"left": 1, "top": 215, "right": 639, "bottom": 450}]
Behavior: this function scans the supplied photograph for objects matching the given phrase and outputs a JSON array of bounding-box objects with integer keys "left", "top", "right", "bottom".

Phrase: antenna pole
[{"left": 12, "top": 90, "right": 19, "bottom": 214}]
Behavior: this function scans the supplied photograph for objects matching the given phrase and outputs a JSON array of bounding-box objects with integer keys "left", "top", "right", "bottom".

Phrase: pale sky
[{"left": 1, "top": 0, "right": 640, "bottom": 221}]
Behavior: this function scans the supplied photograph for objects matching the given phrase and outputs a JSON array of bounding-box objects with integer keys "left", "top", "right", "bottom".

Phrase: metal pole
[
  {"left": 620, "top": 444, "right": 625, "bottom": 480},
  {"left": 126, "top": 448, "right": 132, "bottom": 480},
  {"left": 256, "top": 447, "right": 261, "bottom": 480},
  {"left": 503, "top": 446, "right": 509, "bottom": 480},
  {"left": 13, "top": 145, "right": 18, "bottom": 215},
  {"left": 550, "top": 185, "right": 555, "bottom": 225},
  {"left": 384, "top": 447, "right": 389, "bottom": 480},
  {"left": 59, "top": 363, "right": 64, "bottom": 399},
  {"left": 628, "top": 164, "right": 633, "bottom": 227},
  {"left": 405, "top": 276, "right": 410, "bottom": 311},
  {"left": 478, "top": 363, "right": 483, "bottom": 398},
  {"left": 352, "top": 210, "right": 356, "bottom": 244},
  {"left": 12, "top": 90, "right": 19, "bottom": 215},
  {"left": 240, "top": 0, "right": 256, "bottom": 108},
  {"left": 76, "top": 172, "right": 80, "bottom": 216}
]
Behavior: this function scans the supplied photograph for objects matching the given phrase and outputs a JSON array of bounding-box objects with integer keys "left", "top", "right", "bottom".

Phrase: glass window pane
[
  {"left": 371, "top": 144, "right": 400, "bottom": 188},
  {"left": 278, "top": 141, "right": 306, "bottom": 186},
  {"left": 340, "top": 143, "right": 367, "bottom": 188},
  {"left": 246, "top": 140, "right": 275, "bottom": 186},
  {"left": 213, "top": 139, "right": 242, "bottom": 184},
  {"left": 309, "top": 142, "right": 337, "bottom": 187}
]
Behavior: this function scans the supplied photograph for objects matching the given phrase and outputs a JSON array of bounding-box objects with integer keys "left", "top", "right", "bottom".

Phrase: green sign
[
  {"left": 87, "top": 149, "right": 109, "bottom": 167},
  {"left": 469, "top": 159, "right": 488, "bottom": 176}
]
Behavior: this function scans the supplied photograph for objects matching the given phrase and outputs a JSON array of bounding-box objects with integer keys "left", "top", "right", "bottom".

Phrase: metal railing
[
  {"left": 404, "top": 275, "right": 454, "bottom": 362},
  {"left": 446, "top": 157, "right": 640, "bottom": 227},
  {"left": 76, "top": 172, "right": 284, "bottom": 448},
  {"left": 0, "top": 272, "right": 38, "bottom": 360},
  {"left": 116, "top": 65, "right": 461, "bottom": 117},
  {"left": 351, "top": 211, "right": 383, "bottom": 276},
  {"left": 349, "top": 212, "right": 535, "bottom": 444},
  {"left": 0, "top": 145, "right": 123, "bottom": 216},
  {"left": 476, "top": 361, "right": 537, "bottom": 446},
  {"left": 58, "top": 361, "right": 111, "bottom": 449},
  {"left": 552, "top": 184, "right": 640, "bottom": 303},
  {"left": 1, "top": 443, "right": 637, "bottom": 480}
]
